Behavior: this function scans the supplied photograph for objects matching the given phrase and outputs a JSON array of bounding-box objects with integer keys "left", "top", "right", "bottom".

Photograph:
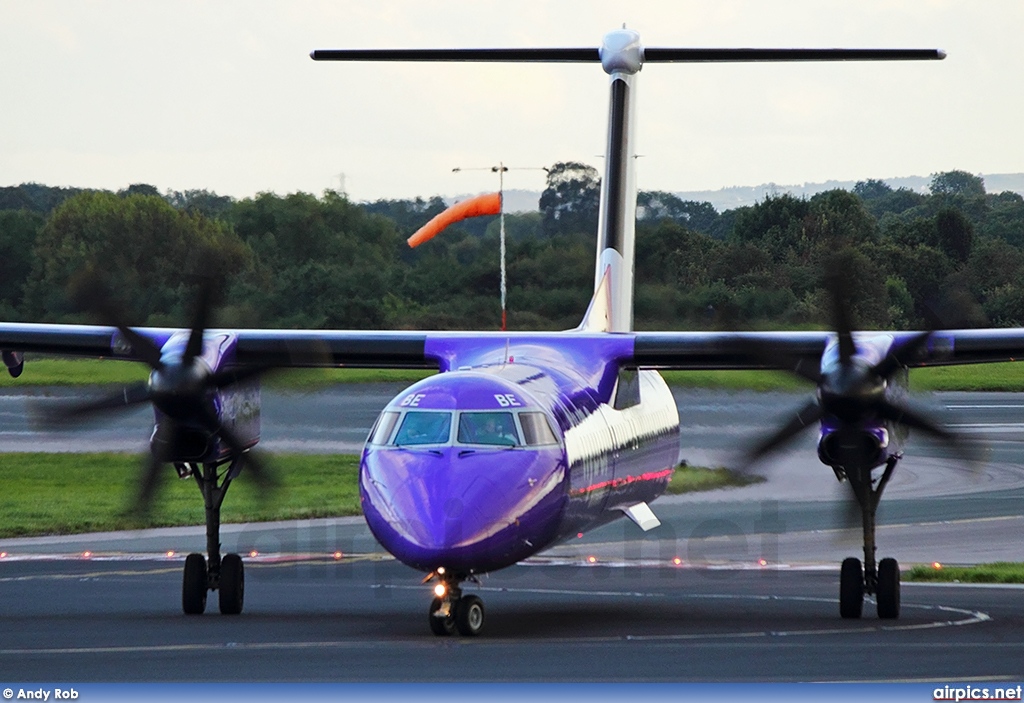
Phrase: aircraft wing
[
  {"left": 6, "top": 323, "right": 1024, "bottom": 375},
  {"left": 629, "top": 329, "right": 1024, "bottom": 370},
  {"left": 0, "top": 323, "right": 435, "bottom": 371}
]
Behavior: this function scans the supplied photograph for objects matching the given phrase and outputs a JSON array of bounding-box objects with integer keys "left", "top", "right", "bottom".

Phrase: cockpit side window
[
  {"left": 457, "top": 411, "right": 519, "bottom": 446},
  {"left": 394, "top": 412, "right": 452, "bottom": 446},
  {"left": 369, "top": 411, "right": 400, "bottom": 445},
  {"left": 520, "top": 412, "right": 559, "bottom": 446}
]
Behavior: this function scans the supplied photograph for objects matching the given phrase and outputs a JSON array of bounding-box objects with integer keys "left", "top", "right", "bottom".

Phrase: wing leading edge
[
  {"left": 629, "top": 329, "right": 1024, "bottom": 370},
  {"left": 5, "top": 324, "right": 1024, "bottom": 375}
]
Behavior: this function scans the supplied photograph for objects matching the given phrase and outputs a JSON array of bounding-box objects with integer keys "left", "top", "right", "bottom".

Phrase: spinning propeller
[
  {"left": 43, "top": 272, "right": 275, "bottom": 513},
  {"left": 743, "top": 267, "right": 966, "bottom": 467}
]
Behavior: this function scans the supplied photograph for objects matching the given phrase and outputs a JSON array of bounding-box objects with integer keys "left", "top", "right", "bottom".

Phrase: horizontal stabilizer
[
  {"left": 311, "top": 48, "right": 600, "bottom": 62},
  {"left": 619, "top": 502, "right": 661, "bottom": 532},
  {"left": 642, "top": 48, "right": 945, "bottom": 62},
  {"left": 311, "top": 47, "right": 944, "bottom": 64}
]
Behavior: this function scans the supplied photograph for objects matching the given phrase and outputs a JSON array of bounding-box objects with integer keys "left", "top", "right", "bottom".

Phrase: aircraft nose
[{"left": 360, "top": 446, "right": 565, "bottom": 572}]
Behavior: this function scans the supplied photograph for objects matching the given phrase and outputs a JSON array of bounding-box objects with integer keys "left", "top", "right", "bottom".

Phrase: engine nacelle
[
  {"left": 817, "top": 426, "right": 888, "bottom": 470},
  {"left": 2, "top": 350, "right": 24, "bottom": 378}
]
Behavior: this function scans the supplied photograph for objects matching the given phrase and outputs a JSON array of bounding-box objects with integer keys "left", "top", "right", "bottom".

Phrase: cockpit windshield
[
  {"left": 368, "top": 408, "right": 560, "bottom": 448},
  {"left": 457, "top": 411, "right": 519, "bottom": 446},
  {"left": 393, "top": 412, "right": 452, "bottom": 446}
]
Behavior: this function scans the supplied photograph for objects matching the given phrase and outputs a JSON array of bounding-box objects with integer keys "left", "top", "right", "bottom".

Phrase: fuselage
[{"left": 359, "top": 335, "right": 680, "bottom": 576}]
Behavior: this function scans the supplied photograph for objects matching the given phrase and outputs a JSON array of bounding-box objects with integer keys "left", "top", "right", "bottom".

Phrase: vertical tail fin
[{"left": 579, "top": 29, "right": 641, "bottom": 333}]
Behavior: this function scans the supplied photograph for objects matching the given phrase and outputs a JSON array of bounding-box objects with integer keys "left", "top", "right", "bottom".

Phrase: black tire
[
  {"left": 428, "top": 597, "right": 455, "bottom": 636},
  {"left": 876, "top": 557, "right": 900, "bottom": 619},
  {"left": 839, "top": 557, "right": 864, "bottom": 619},
  {"left": 219, "top": 553, "right": 245, "bottom": 615},
  {"left": 455, "top": 594, "right": 485, "bottom": 637},
  {"left": 182, "top": 553, "right": 208, "bottom": 615}
]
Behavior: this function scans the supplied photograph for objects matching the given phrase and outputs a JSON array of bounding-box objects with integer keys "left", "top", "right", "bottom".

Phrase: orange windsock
[{"left": 407, "top": 192, "right": 502, "bottom": 248}]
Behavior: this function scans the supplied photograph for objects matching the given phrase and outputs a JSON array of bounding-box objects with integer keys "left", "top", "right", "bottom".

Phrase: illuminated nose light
[
  {"left": 672, "top": 557, "right": 682, "bottom": 566},
  {"left": 166, "top": 551, "right": 175, "bottom": 558},
  {"left": 587, "top": 555, "right": 597, "bottom": 564},
  {"left": 82, "top": 551, "right": 92, "bottom": 559},
  {"left": 249, "top": 550, "right": 259, "bottom": 558},
  {"left": 933, "top": 561, "right": 943, "bottom": 570},
  {"left": 434, "top": 583, "right": 447, "bottom": 598},
  {"left": 333, "top": 551, "right": 343, "bottom": 560}
]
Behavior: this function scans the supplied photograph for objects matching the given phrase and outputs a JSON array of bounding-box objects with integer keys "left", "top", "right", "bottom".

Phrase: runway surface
[{"left": 1, "top": 386, "right": 1024, "bottom": 681}]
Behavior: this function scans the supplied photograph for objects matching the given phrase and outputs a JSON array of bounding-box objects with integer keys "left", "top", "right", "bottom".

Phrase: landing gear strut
[
  {"left": 838, "top": 454, "right": 901, "bottom": 620},
  {"left": 426, "top": 572, "right": 485, "bottom": 636},
  {"left": 178, "top": 455, "right": 247, "bottom": 615}
]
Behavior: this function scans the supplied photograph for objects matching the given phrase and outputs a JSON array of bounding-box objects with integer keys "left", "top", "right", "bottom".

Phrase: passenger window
[
  {"left": 369, "top": 411, "right": 400, "bottom": 445},
  {"left": 394, "top": 412, "right": 452, "bottom": 446},
  {"left": 458, "top": 411, "right": 519, "bottom": 446},
  {"left": 520, "top": 412, "right": 558, "bottom": 446}
]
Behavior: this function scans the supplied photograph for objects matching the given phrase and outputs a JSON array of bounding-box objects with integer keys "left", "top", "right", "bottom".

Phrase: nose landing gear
[{"left": 426, "top": 572, "right": 485, "bottom": 636}]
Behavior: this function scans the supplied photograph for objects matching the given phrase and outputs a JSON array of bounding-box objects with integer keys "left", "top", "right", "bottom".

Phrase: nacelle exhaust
[{"left": 817, "top": 427, "right": 887, "bottom": 470}]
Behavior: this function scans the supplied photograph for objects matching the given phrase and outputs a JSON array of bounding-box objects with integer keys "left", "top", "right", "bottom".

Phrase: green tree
[
  {"left": 935, "top": 207, "right": 974, "bottom": 263},
  {"left": 637, "top": 191, "right": 718, "bottom": 234},
  {"left": 24, "top": 191, "right": 250, "bottom": 324},
  {"left": 539, "top": 161, "right": 600, "bottom": 236},
  {"left": 0, "top": 209, "right": 44, "bottom": 318},
  {"left": 929, "top": 170, "right": 986, "bottom": 198}
]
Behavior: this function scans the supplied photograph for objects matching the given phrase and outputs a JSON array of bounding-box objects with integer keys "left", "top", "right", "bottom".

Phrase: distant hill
[{"left": 451, "top": 173, "right": 1024, "bottom": 214}]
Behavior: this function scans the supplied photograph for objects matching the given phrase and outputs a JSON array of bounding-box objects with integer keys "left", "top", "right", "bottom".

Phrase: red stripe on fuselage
[{"left": 570, "top": 467, "right": 673, "bottom": 496}]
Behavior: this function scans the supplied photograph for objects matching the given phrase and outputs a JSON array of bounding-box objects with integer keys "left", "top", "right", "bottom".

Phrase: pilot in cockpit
[{"left": 460, "top": 412, "right": 518, "bottom": 446}]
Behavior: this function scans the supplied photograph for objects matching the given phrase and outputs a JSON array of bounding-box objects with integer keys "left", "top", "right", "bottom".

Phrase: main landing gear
[
  {"left": 177, "top": 456, "right": 247, "bottom": 615},
  {"left": 426, "top": 570, "right": 485, "bottom": 637},
  {"left": 836, "top": 454, "right": 901, "bottom": 620}
]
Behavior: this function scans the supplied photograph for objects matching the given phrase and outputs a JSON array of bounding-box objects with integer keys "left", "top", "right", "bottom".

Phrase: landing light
[
  {"left": 434, "top": 583, "right": 447, "bottom": 598},
  {"left": 249, "top": 550, "right": 259, "bottom": 558},
  {"left": 166, "top": 551, "right": 175, "bottom": 558},
  {"left": 672, "top": 557, "right": 682, "bottom": 566},
  {"left": 82, "top": 551, "right": 92, "bottom": 559},
  {"left": 0, "top": 552, "right": 7, "bottom": 559},
  {"left": 758, "top": 558, "right": 768, "bottom": 567},
  {"left": 437, "top": 566, "right": 446, "bottom": 575},
  {"left": 587, "top": 555, "right": 597, "bottom": 564},
  {"left": 333, "top": 551, "right": 343, "bottom": 560},
  {"left": 932, "top": 561, "right": 943, "bottom": 570}
]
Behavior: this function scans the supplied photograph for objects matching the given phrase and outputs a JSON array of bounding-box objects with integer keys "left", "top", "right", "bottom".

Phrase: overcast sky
[{"left": 2, "top": 1, "right": 1021, "bottom": 203}]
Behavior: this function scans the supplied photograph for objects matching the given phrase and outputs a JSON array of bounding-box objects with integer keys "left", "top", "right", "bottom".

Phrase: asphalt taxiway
[{"left": 0, "top": 556, "right": 1022, "bottom": 682}]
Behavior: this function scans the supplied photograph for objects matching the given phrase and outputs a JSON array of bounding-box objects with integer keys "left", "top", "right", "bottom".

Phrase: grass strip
[
  {"left": 0, "top": 454, "right": 755, "bottom": 539},
  {"left": 905, "top": 561, "right": 1024, "bottom": 584},
  {"left": 666, "top": 463, "right": 764, "bottom": 494},
  {"left": 0, "top": 453, "right": 362, "bottom": 538}
]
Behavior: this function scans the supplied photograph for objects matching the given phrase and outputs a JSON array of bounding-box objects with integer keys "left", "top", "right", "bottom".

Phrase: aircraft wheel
[
  {"left": 839, "top": 557, "right": 864, "bottom": 619},
  {"left": 219, "top": 553, "right": 245, "bottom": 615},
  {"left": 455, "top": 594, "right": 485, "bottom": 637},
  {"left": 428, "top": 597, "right": 455, "bottom": 636},
  {"left": 182, "top": 553, "right": 208, "bottom": 615},
  {"left": 876, "top": 557, "right": 900, "bottom": 620}
]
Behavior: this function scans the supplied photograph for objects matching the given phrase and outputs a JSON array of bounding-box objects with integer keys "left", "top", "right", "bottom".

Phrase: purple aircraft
[{"left": 2, "top": 29, "right": 1021, "bottom": 635}]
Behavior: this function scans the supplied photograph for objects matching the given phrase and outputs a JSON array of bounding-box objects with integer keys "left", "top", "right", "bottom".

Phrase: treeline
[{"left": 1, "top": 165, "right": 1023, "bottom": 331}]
